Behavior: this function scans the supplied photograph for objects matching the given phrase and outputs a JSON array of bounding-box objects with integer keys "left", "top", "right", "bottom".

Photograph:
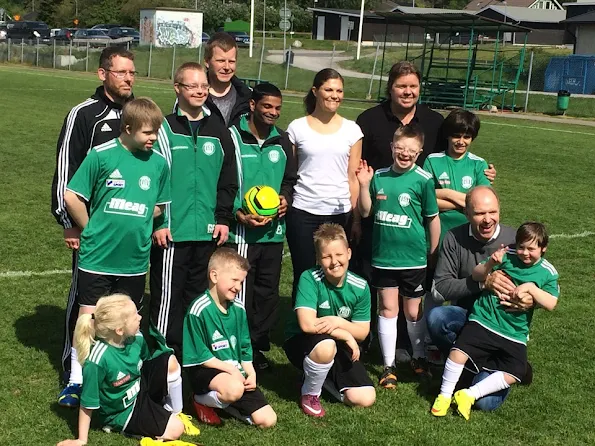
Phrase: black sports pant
[
  {"left": 61, "top": 251, "right": 79, "bottom": 380},
  {"left": 285, "top": 207, "right": 351, "bottom": 305},
  {"left": 150, "top": 240, "right": 216, "bottom": 359},
  {"left": 230, "top": 242, "right": 283, "bottom": 352}
]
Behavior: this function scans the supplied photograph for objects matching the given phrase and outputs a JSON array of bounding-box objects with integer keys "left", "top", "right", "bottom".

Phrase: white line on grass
[
  {"left": 1, "top": 231, "right": 593, "bottom": 279},
  {"left": 482, "top": 121, "right": 595, "bottom": 137},
  {"left": 0, "top": 269, "right": 71, "bottom": 278}
]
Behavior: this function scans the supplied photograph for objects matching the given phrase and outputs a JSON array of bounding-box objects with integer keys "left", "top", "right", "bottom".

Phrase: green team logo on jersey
[
  {"left": 268, "top": 150, "right": 280, "bottom": 163},
  {"left": 138, "top": 176, "right": 151, "bottom": 191},
  {"left": 338, "top": 306, "right": 352, "bottom": 319},
  {"left": 462, "top": 175, "right": 473, "bottom": 189},
  {"left": 230, "top": 335, "right": 237, "bottom": 350},
  {"left": 375, "top": 210, "right": 412, "bottom": 228},
  {"left": 203, "top": 142, "right": 215, "bottom": 156},
  {"left": 104, "top": 198, "right": 148, "bottom": 217},
  {"left": 398, "top": 193, "right": 411, "bottom": 207}
]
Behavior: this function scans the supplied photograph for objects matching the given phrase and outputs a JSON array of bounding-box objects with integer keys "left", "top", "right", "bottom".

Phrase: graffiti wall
[{"left": 139, "top": 9, "right": 203, "bottom": 48}]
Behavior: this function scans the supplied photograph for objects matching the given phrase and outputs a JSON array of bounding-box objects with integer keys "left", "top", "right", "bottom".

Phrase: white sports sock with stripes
[
  {"left": 467, "top": 371, "right": 510, "bottom": 400},
  {"left": 378, "top": 315, "right": 398, "bottom": 367},
  {"left": 69, "top": 347, "right": 83, "bottom": 385}
]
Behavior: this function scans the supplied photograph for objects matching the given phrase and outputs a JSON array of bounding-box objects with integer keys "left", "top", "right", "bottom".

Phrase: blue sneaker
[{"left": 58, "top": 383, "right": 82, "bottom": 407}]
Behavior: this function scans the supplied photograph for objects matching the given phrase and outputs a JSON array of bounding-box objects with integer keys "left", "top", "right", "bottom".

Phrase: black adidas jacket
[{"left": 51, "top": 86, "right": 132, "bottom": 228}]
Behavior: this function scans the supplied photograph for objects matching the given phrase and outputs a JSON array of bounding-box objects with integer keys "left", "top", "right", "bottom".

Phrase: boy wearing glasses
[
  {"left": 52, "top": 46, "right": 136, "bottom": 407},
  {"left": 357, "top": 124, "right": 440, "bottom": 388},
  {"left": 150, "top": 62, "right": 238, "bottom": 360}
]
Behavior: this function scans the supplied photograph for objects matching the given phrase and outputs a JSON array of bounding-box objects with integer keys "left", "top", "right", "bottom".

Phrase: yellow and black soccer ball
[{"left": 243, "top": 185, "right": 280, "bottom": 218}]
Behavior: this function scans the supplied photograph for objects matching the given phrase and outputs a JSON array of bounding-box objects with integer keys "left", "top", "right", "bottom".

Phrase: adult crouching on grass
[{"left": 285, "top": 68, "right": 363, "bottom": 304}]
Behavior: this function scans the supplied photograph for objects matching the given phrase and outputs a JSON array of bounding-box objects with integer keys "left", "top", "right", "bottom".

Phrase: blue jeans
[
  {"left": 427, "top": 306, "right": 509, "bottom": 411},
  {"left": 427, "top": 305, "right": 468, "bottom": 356}
]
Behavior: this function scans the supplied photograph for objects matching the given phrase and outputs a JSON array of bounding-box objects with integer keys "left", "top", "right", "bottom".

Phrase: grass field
[{"left": 1, "top": 64, "right": 595, "bottom": 446}]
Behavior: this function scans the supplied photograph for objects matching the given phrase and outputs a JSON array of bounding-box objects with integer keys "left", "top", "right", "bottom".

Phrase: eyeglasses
[
  {"left": 177, "top": 83, "right": 210, "bottom": 92},
  {"left": 390, "top": 142, "right": 421, "bottom": 156},
  {"left": 106, "top": 70, "right": 138, "bottom": 79}
]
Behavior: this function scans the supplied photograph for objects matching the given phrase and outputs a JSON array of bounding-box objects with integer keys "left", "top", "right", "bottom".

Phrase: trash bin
[
  {"left": 284, "top": 49, "right": 294, "bottom": 65},
  {"left": 557, "top": 90, "right": 570, "bottom": 113}
]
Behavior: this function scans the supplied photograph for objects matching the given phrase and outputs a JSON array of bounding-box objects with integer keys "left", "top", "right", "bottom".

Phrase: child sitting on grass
[
  {"left": 57, "top": 294, "right": 199, "bottom": 445},
  {"left": 431, "top": 222, "right": 559, "bottom": 420}
]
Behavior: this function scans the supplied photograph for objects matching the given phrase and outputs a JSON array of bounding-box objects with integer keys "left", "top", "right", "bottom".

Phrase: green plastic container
[{"left": 557, "top": 90, "right": 570, "bottom": 112}]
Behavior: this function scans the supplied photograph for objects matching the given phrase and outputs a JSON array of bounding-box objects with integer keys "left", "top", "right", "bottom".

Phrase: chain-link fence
[{"left": 0, "top": 37, "right": 576, "bottom": 109}]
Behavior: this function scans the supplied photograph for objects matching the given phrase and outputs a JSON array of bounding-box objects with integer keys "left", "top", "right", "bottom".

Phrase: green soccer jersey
[
  {"left": 285, "top": 267, "right": 371, "bottom": 340},
  {"left": 469, "top": 253, "right": 560, "bottom": 345},
  {"left": 423, "top": 151, "right": 490, "bottom": 238},
  {"left": 67, "top": 139, "right": 170, "bottom": 275},
  {"left": 80, "top": 333, "right": 151, "bottom": 430},
  {"left": 369, "top": 165, "right": 439, "bottom": 269},
  {"left": 182, "top": 291, "right": 252, "bottom": 375},
  {"left": 229, "top": 115, "right": 288, "bottom": 244}
]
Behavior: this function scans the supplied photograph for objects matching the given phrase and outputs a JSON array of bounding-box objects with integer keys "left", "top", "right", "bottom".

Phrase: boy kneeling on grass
[
  {"left": 432, "top": 222, "right": 559, "bottom": 420},
  {"left": 283, "top": 223, "right": 376, "bottom": 418},
  {"left": 182, "top": 248, "right": 277, "bottom": 428}
]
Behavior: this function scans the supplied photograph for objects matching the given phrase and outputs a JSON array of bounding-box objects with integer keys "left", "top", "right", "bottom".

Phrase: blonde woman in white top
[{"left": 286, "top": 68, "right": 363, "bottom": 303}]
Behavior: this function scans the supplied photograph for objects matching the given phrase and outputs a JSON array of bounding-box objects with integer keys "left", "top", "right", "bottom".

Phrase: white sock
[
  {"left": 69, "top": 347, "right": 83, "bottom": 385},
  {"left": 194, "top": 390, "right": 228, "bottom": 409},
  {"left": 301, "top": 355, "right": 333, "bottom": 397},
  {"left": 378, "top": 315, "right": 398, "bottom": 367},
  {"left": 164, "top": 366, "right": 183, "bottom": 414},
  {"left": 439, "top": 358, "right": 465, "bottom": 398},
  {"left": 467, "top": 371, "right": 511, "bottom": 400},
  {"left": 407, "top": 317, "right": 427, "bottom": 359}
]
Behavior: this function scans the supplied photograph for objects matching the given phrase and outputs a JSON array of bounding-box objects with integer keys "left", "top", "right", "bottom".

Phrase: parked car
[
  {"left": 202, "top": 32, "right": 210, "bottom": 43},
  {"left": 225, "top": 31, "right": 250, "bottom": 47},
  {"left": 91, "top": 24, "right": 121, "bottom": 30},
  {"left": 53, "top": 28, "right": 77, "bottom": 42},
  {"left": 73, "top": 29, "right": 111, "bottom": 47},
  {"left": 6, "top": 21, "right": 51, "bottom": 43},
  {"left": 107, "top": 27, "right": 139, "bottom": 45}
]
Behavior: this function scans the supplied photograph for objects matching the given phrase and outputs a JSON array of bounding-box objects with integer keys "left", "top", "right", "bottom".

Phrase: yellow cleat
[
  {"left": 454, "top": 390, "right": 475, "bottom": 421},
  {"left": 431, "top": 395, "right": 452, "bottom": 417},
  {"left": 177, "top": 413, "right": 201, "bottom": 436}
]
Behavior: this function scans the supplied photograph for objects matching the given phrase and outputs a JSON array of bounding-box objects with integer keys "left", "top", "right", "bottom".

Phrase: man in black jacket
[
  {"left": 204, "top": 32, "right": 252, "bottom": 127},
  {"left": 51, "top": 46, "right": 135, "bottom": 407}
]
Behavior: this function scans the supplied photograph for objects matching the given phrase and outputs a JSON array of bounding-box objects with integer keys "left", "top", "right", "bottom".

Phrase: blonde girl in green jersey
[{"left": 58, "top": 294, "right": 199, "bottom": 446}]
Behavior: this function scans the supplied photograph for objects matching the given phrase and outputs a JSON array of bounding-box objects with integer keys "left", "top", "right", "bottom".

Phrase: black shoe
[
  {"left": 411, "top": 357, "right": 433, "bottom": 380},
  {"left": 254, "top": 350, "right": 271, "bottom": 372}
]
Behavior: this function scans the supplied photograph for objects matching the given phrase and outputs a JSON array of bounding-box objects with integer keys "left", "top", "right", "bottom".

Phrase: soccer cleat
[
  {"left": 191, "top": 396, "right": 222, "bottom": 426},
  {"left": 57, "top": 383, "right": 82, "bottom": 407},
  {"left": 454, "top": 389, "right": 476, "bottom": 421},
  {"left": 411, "top": 357, "right": 433, "bottom": 380},
  {"left": 431, "top": 395, "right": 452, "bottom": 417},
  {"left": 300, "top": 394, "right": 325, "bottom": 418},
  {"left": 176, "top": 413, "right": 200, "bottom": 436},
  {"left": 253, "top": 351, "right": 271, "bottom": 372},
  {"left": 139, "top": 438, "right": 200, "bottom": 446},
  {"left": 379, "top": 366, "right": 398, "bottom": 389}
]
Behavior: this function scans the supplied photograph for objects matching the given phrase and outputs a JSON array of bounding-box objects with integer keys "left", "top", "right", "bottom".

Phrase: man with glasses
[
  {"left": 51, "top": 46, "right": 136, "bottom": 408},
  {"left": 150, "top": 62, "right": 237, "bottom": 359}
]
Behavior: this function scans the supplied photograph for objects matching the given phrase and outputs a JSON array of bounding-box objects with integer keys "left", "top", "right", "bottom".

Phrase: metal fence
[{"left": 0, "top": 38, "right": 579, "bottom": 109}]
